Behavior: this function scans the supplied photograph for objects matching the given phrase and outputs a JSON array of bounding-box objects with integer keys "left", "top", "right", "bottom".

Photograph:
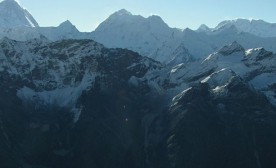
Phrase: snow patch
[
  {"left": 17, "top": 72, "right": 97, "bottom": 122},
  {"left": 17, "top": 72, "right": 96, "bottom": 107},
  {"left": 201, "top": 68, "right": 234, "bottom": 87},
  {"left": 172, "top": 87, "right": 192, "bottom": 103},
  {"left": 25, "top": 16, "right": 35, "bottom": 27}
]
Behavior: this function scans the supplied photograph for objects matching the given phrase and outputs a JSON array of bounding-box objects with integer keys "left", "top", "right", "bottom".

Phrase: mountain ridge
[
  {"left": 0, "top": 38, "right": 276, "bottom": 168},
  {"left": 1, "top": 0, "right": 276, "bottom": 37},
  {"left": 0, "top": 0, "right": 39, "bottom": 28},
  {"left": 198, "top": 18, "right": 276, "bottom": 37},
  {"left": 1, "top": 2, "right": 276, "bottom": 65}
]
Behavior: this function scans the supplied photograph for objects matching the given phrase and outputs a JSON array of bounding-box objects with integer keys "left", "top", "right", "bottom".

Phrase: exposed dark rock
[{"left": 167, "top": 81, "right": 276, "bottom": 168}]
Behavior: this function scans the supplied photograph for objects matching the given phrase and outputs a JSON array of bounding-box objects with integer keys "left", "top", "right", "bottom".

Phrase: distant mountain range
[
  {"left": 197, "top": 18, "right": 276, "bottom": 37},
  {"left": 1, "top": 0, "right": 276, "bottom": 65}
]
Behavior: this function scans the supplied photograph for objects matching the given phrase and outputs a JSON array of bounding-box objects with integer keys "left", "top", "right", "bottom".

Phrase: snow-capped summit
[
  {"left": 104, "top": 9, "right": 135, "bottom": 23},
  {"left": 92, "top": 9, "right": 185, "bottom": 64},
  {"left": 0, "top": 0, "right": 39, "bottom": 28},
  {"left": 0, "top": 0, "right": 87, "bottom": 41}
]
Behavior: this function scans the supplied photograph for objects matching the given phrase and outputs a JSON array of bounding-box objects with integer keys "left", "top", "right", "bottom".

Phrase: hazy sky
[{"left": 15, "top": 0, "right": 276, "bottom": 32}]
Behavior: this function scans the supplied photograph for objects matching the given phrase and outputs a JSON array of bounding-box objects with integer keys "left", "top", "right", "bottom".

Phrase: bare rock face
[{"left": 167, "top": 80, "right": 276, "bottom": 168}]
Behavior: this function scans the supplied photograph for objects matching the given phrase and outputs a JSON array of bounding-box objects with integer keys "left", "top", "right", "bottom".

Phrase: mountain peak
[
  {"left": 147, "top": 15, "right": 168, "bottom": 28},
  {"left": 218, "top": 41, "right": 245, "bottom": 55},
  {"left": 113, "top": 9, "right": 132, "bottom": 16},
  {"left": 0, "top": 0, "right": 39, "bottom": 28},
  {"left": 57, "top": 20, "right": 79, "bottom": 33},
  {"left": 1, "top": 0, "right": 19, "bottom": 4},
  {"left": 197, "top": 24, "right": 211, "bottom": 32},
  {"left": 245, "top": 47, "right": 273, "bottom": 61},
  {"left": 59, "top": 20, "right": 74, "bottom": 27},
  {"left": 101, "top": 9, "right": 135, "bottom": 24},
  {"left": 0, "top": 0, "right": 21, "bottom": 9},
  {"left": 148, "top": 15, "right": 164, "bottom": 22}
]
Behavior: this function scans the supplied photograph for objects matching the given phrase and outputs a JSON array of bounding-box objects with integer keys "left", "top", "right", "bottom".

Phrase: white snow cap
[{"left": 0, "top": 0, "right": 39, "bottom": 28}]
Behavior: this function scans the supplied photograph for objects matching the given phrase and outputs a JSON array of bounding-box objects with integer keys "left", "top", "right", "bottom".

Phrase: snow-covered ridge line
[
  {"left": 168, "top": 41, "right": 276, "bottom": 106},
  {"left": 2, "top": 0, "right": 276, "bottom": 65},
  {"left": 197, "top": 18, "right": 276, "bottom": 38},
  {"left": 0, "top": 0, "right": 39, "bottom": 28}
]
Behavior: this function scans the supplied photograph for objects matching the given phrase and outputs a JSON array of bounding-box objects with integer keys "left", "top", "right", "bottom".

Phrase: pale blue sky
[{"left": 16, "top": 0, "right": 276, "bottom": 32}]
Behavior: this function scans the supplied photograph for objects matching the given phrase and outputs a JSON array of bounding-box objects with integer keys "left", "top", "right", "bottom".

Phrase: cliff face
[{"left": 167, "top": 82, "right": 276, "bottom": 168}]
